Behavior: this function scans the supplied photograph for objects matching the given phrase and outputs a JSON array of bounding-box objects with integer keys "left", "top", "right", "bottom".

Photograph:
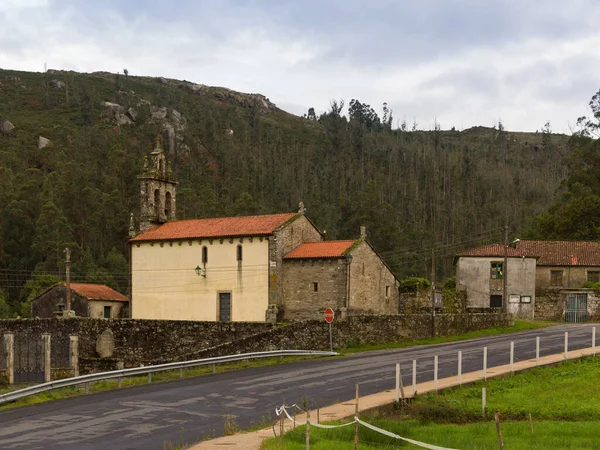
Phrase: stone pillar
[
  {"left": 265, "top": 304, "right": 278, "bottom": 324},
  {"left": 69, "top": 335, "right": 79, "bottom": 377},
  {"left": 4, "top": 333, "right": 14, "bottom": 385},
  {"left": 42, "top": 333, "right": 51, "bottom": 382}
]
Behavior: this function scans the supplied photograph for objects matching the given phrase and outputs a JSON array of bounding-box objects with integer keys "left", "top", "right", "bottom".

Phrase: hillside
[{"left": 0, "top": 68, "right": 571, "bottom": 314}]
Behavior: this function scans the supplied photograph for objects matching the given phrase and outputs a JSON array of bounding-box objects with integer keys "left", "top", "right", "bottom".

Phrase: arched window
[
  {"left": 202, "top": 246, "right": 208, "bottom": 264},
  {"left": 237, "top": 244, "right": 243, "bottom": 262},
  {"left": 165, "top": 191, "right": 172, "bottom": 218},
  {"left": 154, "top": 189, "right": 160, "bottom": 217}
]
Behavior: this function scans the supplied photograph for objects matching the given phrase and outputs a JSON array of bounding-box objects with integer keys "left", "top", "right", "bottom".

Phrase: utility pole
[
  {"left": 502, "top": 225, "right": 508, "bottom": 313},
  {"left": 64, "top": 247, "right": 72, "bottom": 315},
  {"left": 431, "top": 247, "right": 436, "bottom": 337}
]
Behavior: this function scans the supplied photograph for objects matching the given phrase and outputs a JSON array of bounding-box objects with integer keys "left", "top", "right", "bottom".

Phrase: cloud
[{"left": 1, "top": 0, "right": 599, "bottom": 132}]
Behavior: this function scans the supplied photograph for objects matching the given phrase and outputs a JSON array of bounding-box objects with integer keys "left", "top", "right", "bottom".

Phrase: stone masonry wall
[
  {"left": 0, "top": 312, "right": 511, "bottom": 373},
  {"left": 282, "top": 258, "right": 347, "bottom": 320},
  {"left": 349, "top": 241, "right": 399, "bottom": 315},
  {"left": 0, "top": 319, "right": 273, "bottom": 368},
  {"left": 269, "top": 214, "right": 323, "bottom": 308},
  {"left": 193, "top": 313, "right": 512, "bottom": 358},
  {"left": 536, "top": 288, "right": 600, "bottom": 321}
]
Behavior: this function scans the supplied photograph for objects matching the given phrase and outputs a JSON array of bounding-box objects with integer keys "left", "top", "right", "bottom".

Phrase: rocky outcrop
[
  {"left": 38, "top": 136, "right": 51, "bottom": 149},
  {"left": 150, "top": 106, "right": 167, "bottom": 120},
  {"left": 49, "top": 80, "right": 66, "bottom": 90},
  {"left": 0, "top": 119, "right": 14, "bottom": 134},
  {"left": 183, "top": 82, "right": 276, "bottom": 114}
]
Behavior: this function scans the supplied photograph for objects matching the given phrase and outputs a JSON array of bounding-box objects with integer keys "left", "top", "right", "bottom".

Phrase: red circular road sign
[{"left": 324, "top": 308, "right": 335, "bottom": 323}]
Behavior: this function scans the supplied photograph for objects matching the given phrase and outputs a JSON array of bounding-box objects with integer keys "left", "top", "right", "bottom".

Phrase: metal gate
[
  {"left": 14, "top": 335, "right": 44, "bottom": 383},
  {"left": 565, "top": 294, "right": 588, "bottom": 323}
]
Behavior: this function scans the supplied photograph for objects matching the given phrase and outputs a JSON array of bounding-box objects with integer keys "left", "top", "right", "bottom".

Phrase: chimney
[{"left": 360, "top": 225, "right": 367, "bottom": 239}]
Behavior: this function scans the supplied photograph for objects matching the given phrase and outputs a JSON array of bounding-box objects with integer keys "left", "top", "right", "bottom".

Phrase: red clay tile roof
[
  {"left": 130, "top": 213, "right": 298, "bottom": 242},
  {"left": 516, "top": 240, "right": 600, "bottom": 266},
  {"left": 66, "top": 283, "right": 128, "bottom": 302},
  {"left": 456, "top": 244, "right": 536, "bottom": 258},
  {"left": 284, "top": 240, "right": 358, "bottom": 259}
]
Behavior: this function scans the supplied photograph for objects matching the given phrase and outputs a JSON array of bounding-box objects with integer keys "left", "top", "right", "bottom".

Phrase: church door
[{"left": 218, "top": 293, "right": 231, "bottom": 322}]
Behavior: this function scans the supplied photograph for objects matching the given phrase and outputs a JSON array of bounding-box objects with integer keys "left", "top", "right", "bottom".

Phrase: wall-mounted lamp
[{"left": 195, "top": 265, "right": 206, "bottom": 278}]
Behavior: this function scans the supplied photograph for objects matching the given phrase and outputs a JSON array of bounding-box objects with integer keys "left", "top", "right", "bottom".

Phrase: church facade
[{"left": 129, "top": 140, "right": 399, "bottom": 322}]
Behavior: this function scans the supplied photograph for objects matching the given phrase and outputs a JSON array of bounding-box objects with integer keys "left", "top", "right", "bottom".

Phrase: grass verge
[{"left": 262, "top": 356, "right": 600, "bottom": 449}]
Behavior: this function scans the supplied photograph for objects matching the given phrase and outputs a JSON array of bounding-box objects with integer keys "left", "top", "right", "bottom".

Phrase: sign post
[{"left": 324, "top": 308, "right": 335, "bottom": 352}]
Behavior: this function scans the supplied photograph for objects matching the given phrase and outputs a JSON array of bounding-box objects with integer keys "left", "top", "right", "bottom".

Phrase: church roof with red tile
[
  {"left": 284, "top": 240, "right": 358, "bottom": 259},
  {"left": 130, "top": 213, "right": 299, "bottom": 242},
  {"left": 65, "top": 283, "right": 128, "bottom": 302}
]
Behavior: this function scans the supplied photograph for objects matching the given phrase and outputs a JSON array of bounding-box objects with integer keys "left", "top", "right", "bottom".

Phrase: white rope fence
[{"left": 275, "top": 404, "right": 460, "bottom": 449}]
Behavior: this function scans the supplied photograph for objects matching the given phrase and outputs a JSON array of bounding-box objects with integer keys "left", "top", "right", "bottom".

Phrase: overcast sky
[{"left": 1, "top": 0, "right": 599, "bottom": 132}]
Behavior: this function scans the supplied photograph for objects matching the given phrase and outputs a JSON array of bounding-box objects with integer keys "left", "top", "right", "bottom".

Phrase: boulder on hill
[
  {"left": 38, "top": 136, "right": 51, "bottom": 149},
  {"left": 0, "top": 119, "right": 15, "bottom": 134},
  {"left": 151, "top": 106, "right": 167, "bottom": 120},
  {"left": 49, "top": 80, "right": 66, "bottom": 90}
]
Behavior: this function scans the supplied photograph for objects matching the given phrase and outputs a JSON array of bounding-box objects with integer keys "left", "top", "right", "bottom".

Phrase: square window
[
  {"left": 490, "top": 262, "right": 503, "bottom": 280},
  {"left": 490, "top": 295, "right": 503, "bottom": 308},
  {"left": 550, "top": 270, "right": 563, "bottom": 287},
  {"left": 588, "top": 271, "right": 600, "bottom": 283},
  {"left": 103, "top": 306, "right": 112, "bottom": 319}
]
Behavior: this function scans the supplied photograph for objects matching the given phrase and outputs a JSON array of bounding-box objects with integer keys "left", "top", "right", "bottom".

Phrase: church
[{"left": 129, "top": 140, "right": 400, "bottom": 322}]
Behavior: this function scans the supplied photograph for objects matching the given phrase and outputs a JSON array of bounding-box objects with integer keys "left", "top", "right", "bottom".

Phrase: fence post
[
  {"left": 4, "top": 333, "right": 14, "bottom": 385},
  {"left": 69, "top": 335, "right": 79, "bottom": 377},
  {"left": 510, "top": 341, "right": 514, "bottom": 375},
  {"left": 482, "top": 387, "right": 486, "bottom": 417},
  {"left": 458, "top": 351, "right": 462, "bottom": 386},
  {"left": 395, "top": 363, "right": 400, "bottom": 403},
  {"left": 564, "top": 331, "right": 568, "bottom": 360},
  {"left": 593, "top": 327, "right": 596, "bottom": 357},
  {"left": 305, "top": 408, "right": 310, "bottom": 450},
  {"left": 412, "top": 360, "right": 417, "bottom": 396},
  {"left": 483, "top": 347, "right": 488, "bottom": 381},
  {"left": 495, "top": 410, "right": 505, "bottom": 450},
  {"left": 148, "top": 372, "right": 152, "bottom": 384},
  {"left": 354, "top": 384, "right": 359, "bottom": 450},
  {"left": 42, "top": 333, "right": 51, "bottom": 382},
  {"left": 536, "top": 336, "right": 540, "bottom": 366},
  {"left": 434, "top": 355, "right": 438, "bottom": 392}
]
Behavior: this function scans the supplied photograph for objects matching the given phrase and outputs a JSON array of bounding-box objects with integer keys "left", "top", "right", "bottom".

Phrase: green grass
[
  {"left": 340, "top": 319, "right": 555, "bottom": 354},
  {"left": 263, "top": 357, "right": 600, "bottom": 449},
  {"left": 262, "top": 420, "right": 600, "bottom": 449},
  {"left": 409, "top": 357, "right": 600, "bottom": 422}
]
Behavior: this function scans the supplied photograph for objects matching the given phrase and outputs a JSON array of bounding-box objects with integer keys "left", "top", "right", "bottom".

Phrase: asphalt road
[{"left": 0, "top": 323, "right": 597, "bottom": 449}]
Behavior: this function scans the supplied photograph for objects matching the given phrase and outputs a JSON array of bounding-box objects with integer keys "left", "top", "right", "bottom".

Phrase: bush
[
  {"left": 582, "top": 281, "right": 600, "bottom": 290},
  {"left": 399, "top": 277, "right": 431, "bottom": 293}
]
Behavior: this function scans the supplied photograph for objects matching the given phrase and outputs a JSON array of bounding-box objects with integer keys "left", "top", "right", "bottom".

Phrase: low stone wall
[
  {"left": 194, "top": 313, "right": 512, "bottom": 358},
  {"left": 0, "top": 313, "right": 511, "bottom": 373},
  {"left": 0, "top": 319, "right": 274, "bottom": 368},
  {"left": 536, "top": 288, "right": 600, "bottom": 321}
]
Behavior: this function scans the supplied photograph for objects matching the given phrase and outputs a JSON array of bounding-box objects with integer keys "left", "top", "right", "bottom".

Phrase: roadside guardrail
[{"left": 0, "top": 349, "right": 338, "bottom": 405}]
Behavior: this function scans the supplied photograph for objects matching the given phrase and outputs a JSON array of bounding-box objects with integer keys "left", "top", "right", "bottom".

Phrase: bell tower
[{"left": 138, "top": 137, "right": 178, "bottom": 233}]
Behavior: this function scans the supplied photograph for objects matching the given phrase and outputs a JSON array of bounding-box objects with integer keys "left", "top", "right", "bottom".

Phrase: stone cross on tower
[{"left": 137, "top": 136, "right": 178, "bottom": 233}]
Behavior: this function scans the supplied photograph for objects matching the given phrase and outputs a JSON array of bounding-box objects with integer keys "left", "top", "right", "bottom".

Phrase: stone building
[
  {"left": 456, "top": 240, "right": 600, "bottom": 321},
  {"left": 282, "top": 227, "right": 400, "bottom": 320},
  {"left": 31, "top": 283, "right": 128, "bottom": 318},
  {"left": 455, "top": 244, "right": 537, "bottom": 319},
  {"left": 129, "top": 208, "right": 323, "bottom": 322},
  {"left": 137, "top": 137, "right": 177, "bottom": 233},
  {"left": 516, "top": 240, "right": 600, "bottom": 321}
]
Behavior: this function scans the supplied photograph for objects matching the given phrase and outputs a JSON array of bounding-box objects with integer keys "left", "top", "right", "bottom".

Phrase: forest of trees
[{"left": 0, "top": 68, "right": 593, "bottom": 317}]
